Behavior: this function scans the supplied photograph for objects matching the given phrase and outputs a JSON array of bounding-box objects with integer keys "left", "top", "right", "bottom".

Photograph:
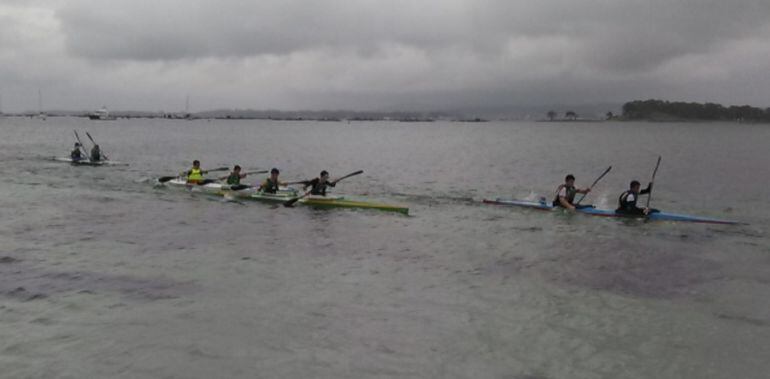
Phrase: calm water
[{"left": 1, "top": 117, "right": 768, "bottom": 378}]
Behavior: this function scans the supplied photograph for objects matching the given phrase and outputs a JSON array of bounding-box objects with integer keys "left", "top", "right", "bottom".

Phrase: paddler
[
  {"left": 300, "top": 170, "right": 336, "bottom": 196},
  {"left": 70, "top": 143, "right": 83, "bottom": 161},
  {"left": 184, "top": 160, "right": 210, "bottom": 184},
  {"left": 616, "top": 180, "right": 658, "bottom": 215},
  {"left": 220, "top": 165, "right": 247, "bottom": 185},
  {"left": 258, "top": 168, "right": 288, "bottom": 193},
  {"left": 90, "top": 144, "right": 102, "bottom": 161},
  {"left": 552, "top": 174, "right": 591, "bottom": 210}
]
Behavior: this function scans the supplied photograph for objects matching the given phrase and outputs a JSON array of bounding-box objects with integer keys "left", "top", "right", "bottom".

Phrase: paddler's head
[
  {"left": 233, "top": 165, "right": 241, "bottom": 173},
  {"left": 565, "top": 174, "right": 575, "bottom": 186},
  {"left": 74, "top": 142, "right": 80, "bottom": 148},
  {"left": 629, "top": 180, "right": 641, "bottom": 193},
  {"left": 320, "top": 170, "right": 329, "bottom": 182},
  {"left": 270, "top": 168, "right": 279, "bottom": 179},
  {"left": 192, "top": 160, "right": 200, "bottom": 168}
]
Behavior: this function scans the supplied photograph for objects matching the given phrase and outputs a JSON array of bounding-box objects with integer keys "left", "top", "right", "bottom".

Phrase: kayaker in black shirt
[
  {"left": 617, "top": 180, "right": 658, "bottom": 215},
  {"left": 90, "top": 144, "right": 102, "bottom": 161},
  {"left": 301, "top": 170, "right": 336, "bottom": 196},
  {"left": 258, "top": 168, "right": 288, "bottom": 193},
  {"left": 552, "top": 174, "right": 591, "bottom": 210},
  {"left": 70, "top": 143, "right": 83, "bottom": 161},
  {"left": 220, "top": 165, "right": 247, "bottom": 185}
]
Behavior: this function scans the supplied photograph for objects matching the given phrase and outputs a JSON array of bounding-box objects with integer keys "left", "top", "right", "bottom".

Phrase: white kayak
[
  {"left": 161, "top": 178, "right": 280, "bottom": 196},
  {"left": 53, "top": 157, "right": 127, "bottom": 166}
]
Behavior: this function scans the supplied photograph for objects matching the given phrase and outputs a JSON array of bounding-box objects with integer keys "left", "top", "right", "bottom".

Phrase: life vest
[
  {"left": 552, "top": 184, "right": 577, "bottom": 207},
  {"left": 262, "top": 178, "right": 279, "bottom": 193},
  {"left": 309, "top": 178, "right": 334, "bottom": 196},
  {"left": 226, "top": 173, "right": 241, "bottom": 185},
  {"left": 617, "top": 190, "right": 637, "bottom": 210},
  {"left": 187, "top": 168, "right": 203, "bottom": 183},
  {"left": 90, "top": 147, "right": 101, "bottom": 161}
]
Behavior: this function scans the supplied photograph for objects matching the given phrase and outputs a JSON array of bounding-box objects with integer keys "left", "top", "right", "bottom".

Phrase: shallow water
[{"left": 1, "top": 117, "right": 768, "bottom": 378}]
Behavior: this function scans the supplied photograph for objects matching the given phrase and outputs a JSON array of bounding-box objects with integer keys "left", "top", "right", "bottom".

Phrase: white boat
[{"left": 88, "top": 106, "right": 116, "bottom": 120}]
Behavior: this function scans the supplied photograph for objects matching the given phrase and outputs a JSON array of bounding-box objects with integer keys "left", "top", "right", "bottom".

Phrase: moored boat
[{"left": 88, "top": 106, "right": 116, "bottom": 120}]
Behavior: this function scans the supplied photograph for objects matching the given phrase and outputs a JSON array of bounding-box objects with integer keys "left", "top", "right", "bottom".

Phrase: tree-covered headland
[{"left": 622, "top": 99, "right": 770, "bottom": 122}]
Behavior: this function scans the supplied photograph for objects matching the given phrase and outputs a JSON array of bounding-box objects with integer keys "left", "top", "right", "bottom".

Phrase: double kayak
[
  {"left": 483, "top": 198, "right": 743, "bottom": 225},
  {"left": 53, "top": 157, "right": 127, "bottom": 166}
]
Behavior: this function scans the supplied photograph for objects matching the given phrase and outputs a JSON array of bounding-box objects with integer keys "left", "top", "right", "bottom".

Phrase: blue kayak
[{"left": 483, "top": 198, "right": 744, "bottom": 225}]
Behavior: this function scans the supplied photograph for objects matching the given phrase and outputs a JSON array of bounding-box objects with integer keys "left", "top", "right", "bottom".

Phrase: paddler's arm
[
  {"left": 576, "top": 187, "right": 591, "bottom": 194},
  {"left": 300, "top": 179, "right": 315, "bottom": 190},
  {"left": 640, "top": 183, "right": 653, "bottom": 195}
]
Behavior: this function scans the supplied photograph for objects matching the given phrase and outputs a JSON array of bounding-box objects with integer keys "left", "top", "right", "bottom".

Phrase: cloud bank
[{"left": 1, "top": 0, "right": 769, "bottom": 112}]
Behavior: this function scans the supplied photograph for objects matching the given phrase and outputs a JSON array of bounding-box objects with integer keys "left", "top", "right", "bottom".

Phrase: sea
[{"left": 1, "top": 117, "right": 768, "bottom": 378}]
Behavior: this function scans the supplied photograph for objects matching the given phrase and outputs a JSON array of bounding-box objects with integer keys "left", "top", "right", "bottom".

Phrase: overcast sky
[{"left": 1, "top": 0, "right": 769, "bottom": 112}]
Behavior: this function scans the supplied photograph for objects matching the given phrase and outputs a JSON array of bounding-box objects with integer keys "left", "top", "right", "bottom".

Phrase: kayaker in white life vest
[{"left": 553, "top": 174, "right": 591, "bottom": 210}]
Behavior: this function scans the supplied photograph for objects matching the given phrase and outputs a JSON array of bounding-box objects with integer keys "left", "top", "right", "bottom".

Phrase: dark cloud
[{"left": 1, "top": 0, "right": 769, "bottom": 111}]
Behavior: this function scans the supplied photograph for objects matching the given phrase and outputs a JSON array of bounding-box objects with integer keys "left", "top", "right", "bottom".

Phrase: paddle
[
  {"left": 284, "top": 170, "right": 364, "bottom": 207},
  {"left": 575, "top": 166, "right": 612, "bottom": 205},
  {"left": 73, "top": 130, "right": 89, "bottom": 158},
  {"left": 157, "top": 166, "right": 229, "bottom": 183},
  {"left": 244, "top": 170, "right": 268, "bottom": 175},
  {"left": 646, "top": 156, "right": 662, "bottom": 209},
  {"left": 85, "top": 131, "right": 110, "bottom": 160}
]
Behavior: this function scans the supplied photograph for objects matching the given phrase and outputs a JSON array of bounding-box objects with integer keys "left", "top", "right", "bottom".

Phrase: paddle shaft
[
  {"left": 86, "top": 131, "right": 109, "bottom": 160},
  {"left": 575, "top": 166, "right": 612, "bottom": 205},
  {"left": 73, "top": 130, "right": 89, "bottom": 157},
  {"left": 646, "top": 156, "right": 662, "bottom": 208}
]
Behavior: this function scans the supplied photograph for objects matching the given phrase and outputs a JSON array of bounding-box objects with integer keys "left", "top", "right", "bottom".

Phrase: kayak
[
  {"left": 162, "top": 178, "right": 252, "bottom": 195},
  {"left": 53, "top": 157, "right": 127, "bottom": 166},
  {"left": 241, "top": 188, "right": 298, "bottom": 203},
  {"left": 299, "top": 195, "right": 409, "bottom": 215},
  {"left": 483, "top": 198, "right": 743, "bottom": 225}
]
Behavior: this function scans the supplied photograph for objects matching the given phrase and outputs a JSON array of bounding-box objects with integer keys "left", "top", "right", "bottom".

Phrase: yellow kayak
[{"left": 299, "top": 195, "right": 408, "bottom": 215}]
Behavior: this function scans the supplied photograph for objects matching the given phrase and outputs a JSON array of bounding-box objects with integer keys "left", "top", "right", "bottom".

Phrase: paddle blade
[
  {"left": 334, "top": 170, "right": 364, "bottom": 183},
  {"left": 230, "top": 184, "right": 251, "bottom": 191},
  {"left": 158, "top": 176, "right": 177, "bottom": 183},
  {"left": 283, "top": 197, "right": 302, "bottom": 207}
]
